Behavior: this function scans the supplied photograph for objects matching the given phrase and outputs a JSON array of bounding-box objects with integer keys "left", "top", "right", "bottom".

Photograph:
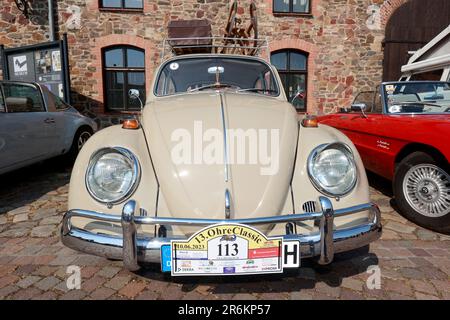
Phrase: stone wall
[{"left": 0, "top": 0, "right": 409, "bottom": 126}]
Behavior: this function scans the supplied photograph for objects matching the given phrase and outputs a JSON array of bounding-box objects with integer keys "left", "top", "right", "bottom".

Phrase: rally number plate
[{"left": 161, "top": 223, "right": 300, "bottom": 276}]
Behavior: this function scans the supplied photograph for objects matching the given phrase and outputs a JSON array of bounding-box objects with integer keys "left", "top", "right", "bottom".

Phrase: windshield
[
  {"left": 155, "top": 57, "right": 279, "bottom": 97},
  {"left": 384, "top": 82, "right": 450, "bottom": 114}
]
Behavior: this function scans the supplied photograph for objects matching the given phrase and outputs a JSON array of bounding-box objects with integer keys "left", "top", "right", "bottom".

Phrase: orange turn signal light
[
  {"left": 122, "top": 119, "right": 140, "bottom": 130},
  {"left": 301, "top": 115, "right": 318, "bottom": 128}
]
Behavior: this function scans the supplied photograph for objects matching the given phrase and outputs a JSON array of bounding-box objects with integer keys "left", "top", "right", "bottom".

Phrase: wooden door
[{"left": 383, "top": 0, "right": 450, "bottom": 81}]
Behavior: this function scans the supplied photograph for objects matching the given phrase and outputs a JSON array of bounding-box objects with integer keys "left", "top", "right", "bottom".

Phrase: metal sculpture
[
  {"left": 222, "top": 0, "right": 259, "bottom": 55},
  {"left": 14, "top": 0, "right": 30, "bottom": 18}
]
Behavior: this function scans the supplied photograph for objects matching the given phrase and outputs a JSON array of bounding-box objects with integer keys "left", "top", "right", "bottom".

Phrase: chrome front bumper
[{"left": 61, "top": 196, "right": 382, "bottom": 271}]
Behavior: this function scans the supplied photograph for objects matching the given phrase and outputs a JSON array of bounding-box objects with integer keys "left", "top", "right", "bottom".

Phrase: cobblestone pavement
[{"left": 0, "top": 161, "right": 449, "bottom": 300}]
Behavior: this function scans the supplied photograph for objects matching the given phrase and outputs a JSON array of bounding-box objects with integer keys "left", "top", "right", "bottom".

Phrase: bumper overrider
[{"left": 61, "top": 197, "right": 382, "bottom": 272}]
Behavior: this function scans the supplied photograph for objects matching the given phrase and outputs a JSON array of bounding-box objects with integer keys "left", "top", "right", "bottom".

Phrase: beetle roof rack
[{"left": 160, "top": 36, "right": 269, "bottom": 61}]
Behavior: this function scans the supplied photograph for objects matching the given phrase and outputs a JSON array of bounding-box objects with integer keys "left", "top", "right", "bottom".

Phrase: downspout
[{"left": 48, "top": 0, "right": 55, "bottom": 41}]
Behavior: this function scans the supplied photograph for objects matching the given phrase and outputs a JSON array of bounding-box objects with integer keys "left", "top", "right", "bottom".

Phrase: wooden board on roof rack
[{"left": 167, "top": 19, "right": 213, "bottom": 55}]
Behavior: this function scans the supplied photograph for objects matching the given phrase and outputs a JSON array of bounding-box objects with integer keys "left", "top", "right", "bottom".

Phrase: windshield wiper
[
  {"left": 237, "top": 88, "right": 278, "bottom": 94},
  {"left": 188, "top": 84, "right": 236, "bottom": 92}
]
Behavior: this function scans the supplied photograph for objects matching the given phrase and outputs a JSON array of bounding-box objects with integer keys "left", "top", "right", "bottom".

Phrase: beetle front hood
[{"left": 142, "top": 91, "right": 298, "bottom": 228}]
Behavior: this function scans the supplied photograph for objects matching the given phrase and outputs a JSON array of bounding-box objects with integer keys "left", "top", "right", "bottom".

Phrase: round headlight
[
  {"left": 86, "top": 147, "right": 140, "bottom": 204},
  {"left": 307, "top": 143, "right": 357, "bottom": 197}
]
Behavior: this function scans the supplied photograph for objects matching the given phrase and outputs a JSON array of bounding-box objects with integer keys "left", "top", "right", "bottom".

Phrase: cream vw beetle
[{"left": 61, "top": 49, "right": 382, "bottom": 276}]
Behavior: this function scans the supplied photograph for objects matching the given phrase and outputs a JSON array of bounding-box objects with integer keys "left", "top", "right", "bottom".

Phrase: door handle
[{"left": 44, "top": 118, "right": 55, "bottom": 123}]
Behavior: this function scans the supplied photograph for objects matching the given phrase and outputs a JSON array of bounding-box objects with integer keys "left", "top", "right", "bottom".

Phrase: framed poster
[{"left": 1, "top": 34, "right": 71, "bottom": 103}]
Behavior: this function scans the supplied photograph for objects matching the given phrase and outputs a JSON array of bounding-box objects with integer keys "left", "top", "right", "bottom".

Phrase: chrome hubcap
[
  {"left": 403, "top": 164, "right": 450, "bottom": 218},
  {"left": 77, "top": 132, "right": 91, "bottom": 151}
]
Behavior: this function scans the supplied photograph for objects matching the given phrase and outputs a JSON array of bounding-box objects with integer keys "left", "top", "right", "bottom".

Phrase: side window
[
  {"left": 353, "top": 91, "right": 374, "bottom": 113},
  {"left": 3, "top": 83, "right": 45, "bottom": 113},
  {"left": 54, "top": 96, "right": 69, "bottom": 110},
  {"left": 373, "top": 92, "right": 383, "bottom": 113},
  {"left": 50, "top": 92, "right": 69, "bottom": 111}
]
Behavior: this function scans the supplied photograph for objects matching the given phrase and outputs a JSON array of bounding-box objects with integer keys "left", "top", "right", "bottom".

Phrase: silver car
[{"left": 0, "top": 81, "right": 97, "bottom": 175}]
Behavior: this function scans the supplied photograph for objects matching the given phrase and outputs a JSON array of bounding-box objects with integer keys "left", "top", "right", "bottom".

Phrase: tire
[
  {"left": 393, "top": 151, "right": 450, "bottom": 234},
  {"left": 67, "top": 127, "right": 92, "bottom": 161}
]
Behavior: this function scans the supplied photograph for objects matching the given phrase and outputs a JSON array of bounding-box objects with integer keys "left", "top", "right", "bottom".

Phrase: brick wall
[{"left": 0, "top": 0, "right": 408, "bottom": 126}]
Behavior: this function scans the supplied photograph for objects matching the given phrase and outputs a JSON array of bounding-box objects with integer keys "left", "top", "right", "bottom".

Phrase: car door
[
  {"left": 40, "top": 86, "right": 70, "bottom": 154},
  {"left": 320, "top": 89, "right": 386, "bottom": 175},
  {"left": 343, "top": 91, "right": 388, "bottom": 175},
  {"left": 0, "top": 82, "right": 55, "bottom": 172}
]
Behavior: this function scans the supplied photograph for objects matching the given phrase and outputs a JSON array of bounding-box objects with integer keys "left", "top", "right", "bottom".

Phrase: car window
[
  {"left": 373, "top": 90, "right": 383, "bottom": 113},
  {"left": 44, "top": 87, "right": 69, "bottom": 111},
  {"left": 353, "top": 91, "right": 375, "bottom": 112},
  {"left": 2, "top": 83, "right": 45, "bottom": 113},
  {"left": 53, "top": 94, "right": 69, "bottom": 110}
]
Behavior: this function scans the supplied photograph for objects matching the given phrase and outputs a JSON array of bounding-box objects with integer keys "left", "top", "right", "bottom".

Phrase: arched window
[
  {"left": 271, "top": 50, "right": 308, "bottom": 111},
  {"left": 103, "top": 46, "right": 145, "bottom": 111}
]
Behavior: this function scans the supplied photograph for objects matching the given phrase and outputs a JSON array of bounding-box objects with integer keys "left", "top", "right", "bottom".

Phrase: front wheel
[
  {"left": 67, "top": 128, "right": 92, "bottom": 160},
  {"left": 393, "top": 152, "right": 450, "bottom": 234}
]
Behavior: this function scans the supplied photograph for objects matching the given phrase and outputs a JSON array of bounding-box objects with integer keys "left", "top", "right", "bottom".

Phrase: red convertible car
[{"left": 318, "top": 81, "right": 450, "bottom": 233}]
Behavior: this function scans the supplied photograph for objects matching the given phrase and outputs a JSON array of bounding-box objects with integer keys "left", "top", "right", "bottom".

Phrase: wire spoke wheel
[{"left": 403, "top": 164, "right": 450, "bottom": 218}]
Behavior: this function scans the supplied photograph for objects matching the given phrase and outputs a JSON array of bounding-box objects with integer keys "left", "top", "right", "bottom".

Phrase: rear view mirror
[
  {"left": 208, "top": 66, "right": 224, "bottom": 74},
  {"left": 291, "top": 91, "right": 305, "bottom": 107},
  {"left": 128, "top": 89, "right": 140, "bottom": 99},
  {"left": 350, "top": 103, "right": 367, "bottom": 112},
  {"left": 128, "top": 89, "right": 143, "bottom": 110},
  {"left": 351, "top": 103, "right": 368, "bottom": 118}
]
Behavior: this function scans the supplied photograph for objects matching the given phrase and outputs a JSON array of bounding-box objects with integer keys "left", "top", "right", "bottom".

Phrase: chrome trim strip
[
  {"left": 219, "top": 92, "right": 229, "bottom": 182},
  {"left": 225, "top": 189, "right": 231, "bottom": 219},
  {"left": 61, "top": 198, "right": 382, "bottom": 271}
]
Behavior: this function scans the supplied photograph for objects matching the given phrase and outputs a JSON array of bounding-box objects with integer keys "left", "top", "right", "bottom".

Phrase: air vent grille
[{"left": 302, "top": 201, "right": 317, "bottom": 213}]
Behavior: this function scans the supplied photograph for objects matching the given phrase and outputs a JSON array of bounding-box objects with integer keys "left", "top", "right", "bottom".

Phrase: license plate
[{"left": 161, "top": 223, "right": 300, "bottom": 276}]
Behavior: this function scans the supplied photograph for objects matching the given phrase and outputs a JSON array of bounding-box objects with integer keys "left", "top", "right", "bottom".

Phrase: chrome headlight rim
[
  {"left": 85, "top": 147, "right": 141, "bottom": 205},
  {"left": 307, "top": 142, "right": 358, "bottom": 197}
]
